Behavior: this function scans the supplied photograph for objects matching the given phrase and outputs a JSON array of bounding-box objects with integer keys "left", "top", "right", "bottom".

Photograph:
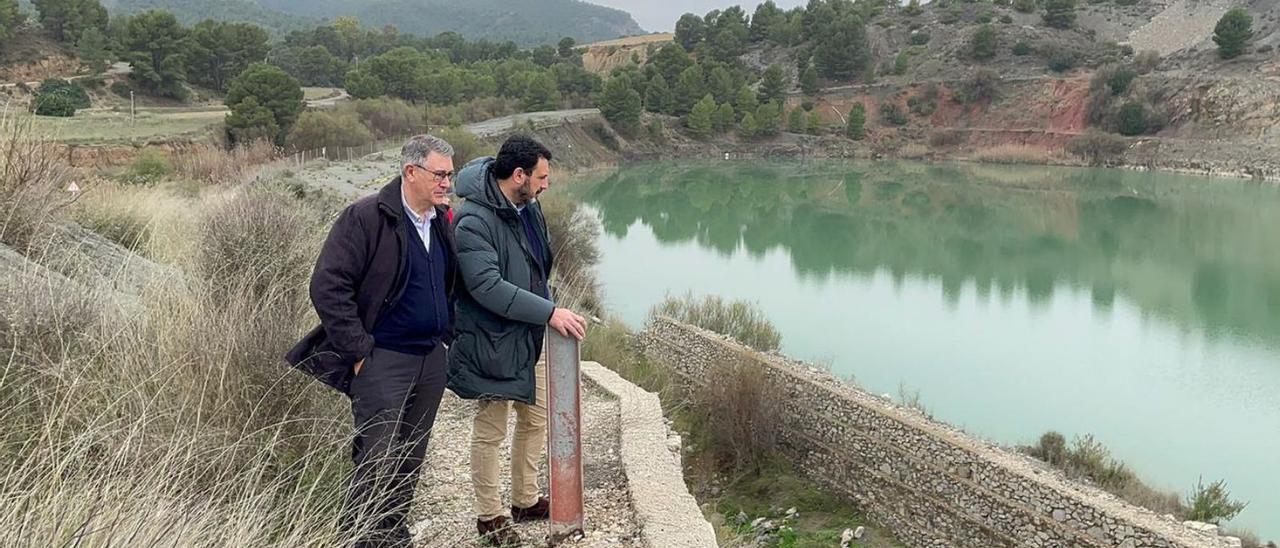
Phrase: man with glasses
[
  {"left": 448, "top": 135, "right": 588, "bottom": 546},
  {"left": 286, "top": 134, "right": 458, "bottom": 547}
]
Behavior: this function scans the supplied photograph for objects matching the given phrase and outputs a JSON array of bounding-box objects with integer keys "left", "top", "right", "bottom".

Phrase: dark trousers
[{"left": 340, "top": 345, "right": 447, "bottom": 548}]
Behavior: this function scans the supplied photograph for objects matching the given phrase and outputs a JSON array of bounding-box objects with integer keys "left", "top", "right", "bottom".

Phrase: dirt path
[{"left": 410, "top": 387, "right": 640, "bottom": 547}]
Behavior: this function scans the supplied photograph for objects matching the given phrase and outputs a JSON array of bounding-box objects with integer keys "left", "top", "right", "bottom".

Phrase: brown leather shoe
[
  {"left": 476, "top": 516, "right": 521, "bottom": 547},
  {"left": 511, "top": 496, "right": 550, "bottom": 522}
]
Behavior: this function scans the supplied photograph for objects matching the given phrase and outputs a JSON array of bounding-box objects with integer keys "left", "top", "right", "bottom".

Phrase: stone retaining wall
[{"left": 638, "top": 317, "right": 1240, "bottom": 548}]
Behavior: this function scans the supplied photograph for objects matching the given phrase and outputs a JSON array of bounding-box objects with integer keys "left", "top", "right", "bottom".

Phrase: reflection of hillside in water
[{"left": 582, "top": 161, "right": 1280, "bottom": 346}]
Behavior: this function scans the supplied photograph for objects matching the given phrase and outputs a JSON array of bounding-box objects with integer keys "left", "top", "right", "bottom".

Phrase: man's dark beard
[{"left": 516, "top": 180, "right": 536, "bottom": 204}]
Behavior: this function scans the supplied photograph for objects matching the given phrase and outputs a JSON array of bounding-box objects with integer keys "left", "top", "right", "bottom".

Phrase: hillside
[
  {"left": 103, "top": 0, "right": 317, "bottom": 34},
  {"left": 588, "top": 0, "right": 1280, "bottom": 180},
  {"left": 104, "top": 0, "right": 645, "bottom": 45}
]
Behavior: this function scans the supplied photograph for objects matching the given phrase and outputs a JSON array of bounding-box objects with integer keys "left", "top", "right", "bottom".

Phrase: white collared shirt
[{"left": 402, "top": 189, "right": 438, "bottom": 252}]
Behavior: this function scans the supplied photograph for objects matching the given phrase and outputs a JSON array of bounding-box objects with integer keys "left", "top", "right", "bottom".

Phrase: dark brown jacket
[{"left": 285, "top": 177, "right": 458, "bottom": 394}]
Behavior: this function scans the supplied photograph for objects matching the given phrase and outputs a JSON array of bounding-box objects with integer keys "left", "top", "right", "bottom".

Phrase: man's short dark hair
[{"left": 493, "top": 135, "right": 552, "bottom": 179}]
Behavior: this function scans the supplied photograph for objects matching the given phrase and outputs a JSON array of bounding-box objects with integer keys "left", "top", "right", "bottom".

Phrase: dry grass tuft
[
  {"left": 970, "top": 144, "right": 1057, "bottom": 165},
  {"left": 172, "top": 139, "right": 278, "bottom": 185},
  {"left": 650, "top": 294, "right": 781, "bottom": 352},
  {"left": 540, "top": 193, "right": 602, "bottom": 316},
  {"left": 0, "top": 159, "right": 368, "bottom": 545},
  {"left": 0, "top": 114, "right": 73, "bottom": 251}
]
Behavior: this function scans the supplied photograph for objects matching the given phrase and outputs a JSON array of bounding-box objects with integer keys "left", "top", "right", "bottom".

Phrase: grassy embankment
[{"left": 0, "top": 113, "right": 419, "bottom": 546}]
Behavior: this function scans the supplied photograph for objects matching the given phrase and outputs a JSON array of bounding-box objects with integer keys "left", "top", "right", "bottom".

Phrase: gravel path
[{"left": 410, "top": 387, "right": 640, "bottom": 547}]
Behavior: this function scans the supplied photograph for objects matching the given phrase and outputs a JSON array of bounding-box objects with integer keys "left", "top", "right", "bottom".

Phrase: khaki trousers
[{"left": 471, "top": 360, "right": 547, "bottom": 520}]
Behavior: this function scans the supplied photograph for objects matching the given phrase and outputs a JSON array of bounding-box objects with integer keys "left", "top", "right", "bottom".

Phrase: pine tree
[
  {"left": 224, "top": 64, "right": 303, "bottom": 145},
  {"left": 75, "top": 27, "right": 110, "bottom": 74},
  {"left": 187, "top": 21, "right": 271, "bottom": 92},
  {"left": 32, "top": 0, "right": 107, "bottom": 43},
  {"left": 750, "top": 1, "right": 786, "bottom": 43},
  {"left": 686, "top": 94, "right": 717, "bottom": 139},
  {"left": 846, "top": 103, "right": 866, "bottom": 140},
  {"left": 644, "top": 73, "right": 674, "bottom": 114},
  {"left": 1213, "top": 8, "right": 1253, "bottom": 60},
  {"left": 758, "top": 64, "right": 787, "bottom": 103},
  {"left": 707, "top": 66, "right": 736, "bottom": 104},
  {"left": 343, "top": 69, "right": 385, "bottom": 99},
  {"left": 119, "top": 10, "right": 189, "bottom": 99},
  {"left": 800, "top": 65, "right": 819, "bottom": 95},
  {"left": 807, "top": 110, "right": 823, "bottom": 135},
  {"left": 787, "top": 107, "right": 806, "bottom": 133},
  {"left": 734, "top": 85, "right": 759, "bottom": 121},
  {"left": 814, "top": 13, "right": 869, "bottom": 80},
  {"left": 557, "top": 37, "right": 576, "bottom": 58},
  {"left": 600, "top": 77, "right": 643, "bottom": 136},
  {"left": 674, "top": 13, "right": 706, "bottom": 51},
  {"left": 522, "top": 72, "right": 561, "bottom": 111},
  {"left": 715, "top": 103, "right": 736, "bottom": 134},
  {"left": 755, "top": 101, "right": 782, "bottom": 136},
  {"left": 738, "top": 112, "right": 759, "bottom": 139},
  {"left": 0, "top": 0, "right": 21, "bottom": 44},
  {"left": 225, "top": 96, "right": 279, "bottom": 145},
  {"left": 674, "top": 65, "right": 706, "bottom": 115}
]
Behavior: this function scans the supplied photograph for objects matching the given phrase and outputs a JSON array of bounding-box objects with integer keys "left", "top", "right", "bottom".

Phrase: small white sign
[{"left": 66, "top": 182, "right": 81, "bottom": 193}]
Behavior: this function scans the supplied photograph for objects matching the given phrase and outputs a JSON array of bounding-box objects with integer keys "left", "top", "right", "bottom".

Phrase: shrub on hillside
[
  {"left": 1012, "top": 41, "right": 1033, "bottom": 56},
  {"left": 909, "top": 32, "right": 931, "bottom": 45},
  {"left": 1107, "top": 66, "right": 1137, "bottom": 95},
  {"left": 109, "top": 81, "right": 132, "bottom": 98},
  {"left": 1045, "top": 48, "right": 1080, "bottom": 72},
  {"left": 955, "top": 68, "right": 1001, "bottom": 104},
  {"left": 1067, "top": 131, "right": 1128, "bottom": 166},
  {"left": 1115, "top": 101, "right": 1149, "bottom": 136},
  {"left": 348, "top": 98, "right": 420, "bottom": 139},
  {"left": 33, "top": 79, "right": 90, "bottom": 116},
  {"left": 432, "top": 126, "right": 487, "bottom": 168},
  {"left": 968, "top": 25, "right": 999, "bottom": 61},
  {"left": 35, "top": 79, "right": 91, "bottom": 109},
  {"left": 1132, "top": 50, "right": 1161, "bottom": 74},
  {"left": 197, "top": 189, "right": 318, "bottom": 303},
  {"left": 286, "top": 110, "right": 373, "bottom": 151},
  {"left": 122, "top": 150, "right": 173, "bottom": 186},
  {"left": 32, "top": 93, "right": 76, "bottom": 117},
  {"left": 929, "top": 129, "right": 967, "bottom": 147},
  {"left": 1041, "top": 0, "right": 1076, "bottom": 29},
  {"left": 940, "top": 6, "right": 962, "bottom": 24},
  {"left": 1013, "top": 0, "right": 1037, "bottom": 12},
  {"left": 650, "top": 294, "right": 782, "bottom": 352},
  {"left": 1212, "top": 8, "right": 1253, "bottom": 60},
  {"left": 880, "top": 101, "right": 909, "bottom": 126},
  {"left": 689, "top": 357, "right": 784, "bottom": 473},
  {"left": 908, "top": 86, "right": 938, "bottom": 117},
  {"left": 1187, "top": 478, "right": 1248, "bottom": 524}
]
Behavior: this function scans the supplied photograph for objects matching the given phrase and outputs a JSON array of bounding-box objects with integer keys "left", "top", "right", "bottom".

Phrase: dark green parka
[{"left": 446, "top": 156, "right": 555, "bottom": 404}]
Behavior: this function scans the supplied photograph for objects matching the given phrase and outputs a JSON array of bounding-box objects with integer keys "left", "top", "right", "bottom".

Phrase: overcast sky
[{"left": 588, "top": 0, "right": 808, "bottom": 33}]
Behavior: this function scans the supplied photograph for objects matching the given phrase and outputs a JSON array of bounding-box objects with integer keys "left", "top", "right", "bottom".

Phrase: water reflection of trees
[{"left": 582, "top": 161, "right": 1280, "bottom": 345}]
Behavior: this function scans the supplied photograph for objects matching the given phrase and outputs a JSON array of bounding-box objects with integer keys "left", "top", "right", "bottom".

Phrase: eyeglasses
[{"left": 408, "top": 163, "right": 454, "bottom": 182}]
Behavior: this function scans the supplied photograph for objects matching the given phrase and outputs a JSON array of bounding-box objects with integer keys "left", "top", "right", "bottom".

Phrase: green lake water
[{"left": 575, "top": 160, "right": 1280, "bottom": 539}]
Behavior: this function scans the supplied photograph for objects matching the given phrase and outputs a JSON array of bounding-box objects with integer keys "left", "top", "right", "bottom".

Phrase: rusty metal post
[{"left": 546, "top": 330, "right": 584, "bottom": 541}]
